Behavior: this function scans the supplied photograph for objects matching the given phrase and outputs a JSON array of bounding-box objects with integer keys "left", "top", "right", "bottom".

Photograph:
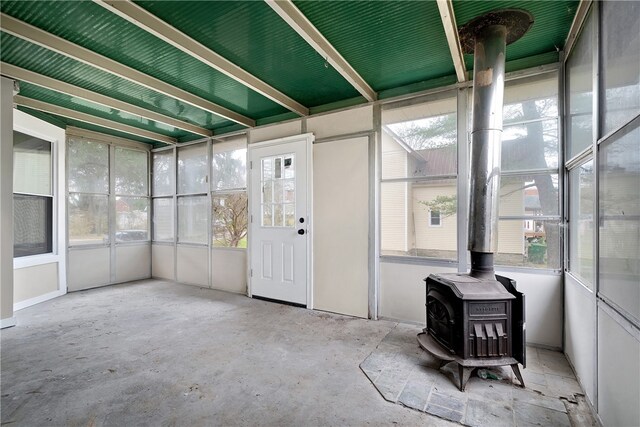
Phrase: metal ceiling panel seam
[
  {"left": 0, "top": 0, "right": 287, "bottom": 120},
  {"left": 1, "top": 62, "right": 212, "bottom": 138},
  {"left": 0, "top": 12, "right": 256, "bottom": 127},
  {"left": 266, "top": 0, "right": 377, "bottom": 102},
  {"left": 14, "top": 95, "right": 177, "bottom": 145},
  {"left": 134, "top": 0, "right": 360, "bottom": 108},
  {"left": 18, "top": 82, "right": 189, "bottom": 140},
  {"left": 0, "top": 32, "right": 231, "bottom": 130},
  {"left": 293, "top": 0, "right": 455, "bottom": 92},
  {"left": 95, "top": 0, "right": 309, "bottom": 117}
]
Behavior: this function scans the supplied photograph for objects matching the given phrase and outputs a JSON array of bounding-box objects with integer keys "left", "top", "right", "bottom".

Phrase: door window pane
[
  {"left": 599, "top": 124, "right": 640, "bottom": 321},
  {"left": 601, "top": 1, "right": 640, "bottom": 134},
  {"left": 566, "top": 8, "right": 594, "bottom": 158},
  {"left": 153, "top": 150, "right": 174, "bottom": 196},
  {"left": 569, "top": 161, "right": 595, "bottom": 287},
  {"left": 13, "top": 194, "right": 52, "bottom": 257},
  {"left": 13, "top": 131, "right": 51, "bottom": 195},
  {"left": 68, "top": 139, "right": 109, "bottom": 194},
  {"left": 178, "top": 196, "right": 208, "bottom": 244},
  {"left": 115, "top": 197, "right": 149, "bottom": 242},
  {"left": 115, "top": 148, "right": 148, "bottom": 196},
  {"left": 68, "top": 194, "right": 109, "bottom": 245},
  {"left": 212, "top": 192, "right": 247, "bottom": 248},
  {"left": 261, "top": 154, "right": 295, "bottom": 228},
  {"left": 152, "top": 198, "right": 174, "bottom": 242},
  {"left": 381, "top": 179, "right": 457, "bottom": 260},
  {"left": 178, "top": 144, "right": 208, "bottom": 194}
]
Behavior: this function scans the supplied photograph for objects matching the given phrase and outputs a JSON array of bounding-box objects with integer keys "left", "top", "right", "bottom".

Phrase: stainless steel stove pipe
[{"left": 468, "top": 24, "right": 508, "bottom": 277}]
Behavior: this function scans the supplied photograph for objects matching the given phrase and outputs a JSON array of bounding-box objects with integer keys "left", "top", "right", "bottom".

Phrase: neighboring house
[{"left": 381, "top": 127, "right": 527, "bottom": 258}]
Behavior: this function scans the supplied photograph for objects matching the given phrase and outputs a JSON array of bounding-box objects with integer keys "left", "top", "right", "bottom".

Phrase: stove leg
[
  {"left": 458, "top": 364, "right": 473, "bottom": 391},
  {"left": 511, "top": 364, "right": 525, "bottom": 388}
]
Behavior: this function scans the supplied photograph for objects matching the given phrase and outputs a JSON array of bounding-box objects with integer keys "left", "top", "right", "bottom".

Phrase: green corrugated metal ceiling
[{"left": 0, "top": 0, "right": 579, "bottom": 145}]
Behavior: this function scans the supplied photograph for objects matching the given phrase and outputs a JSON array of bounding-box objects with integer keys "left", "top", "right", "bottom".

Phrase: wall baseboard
[
  {"left": 14, "top": 289, "right": 65, "bottom": 312},
  {"left": 1, "top": 316, "right": 16, "bottom": 329}
]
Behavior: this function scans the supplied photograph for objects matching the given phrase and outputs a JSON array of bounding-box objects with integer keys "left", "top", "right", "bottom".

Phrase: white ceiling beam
[
  {"left": 563, "top": 0, "right": 593, "bottom": 61},
  {"left": 95, "top": 0, "right": 309, "bottom": 117},
  {"left": 0, "top": 13, "right": 255, "bottom": 127},
  {"left": 436, "top": 0, "right": 467, "bottom": 83},
  {"left": 14, "top": 95, "right": 178, "bottom": 145},
  {"left": 265, "top": 0, "right": 377, "bottom": 102},
  {"left": 1, "top": 62, "right": 212, "bottom": 137}
]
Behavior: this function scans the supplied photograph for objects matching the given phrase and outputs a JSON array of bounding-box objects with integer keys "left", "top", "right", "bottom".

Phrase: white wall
[
  {"left": 313, "top": 137, "right": 369, "bottom": 318},
  {"left": 68, "top": 247, "right": 110, "bottom": 291},
  {"left": 176, "top": 245, "right": 208, "bottom": 287},
  {"left": 151, "top": 244, "right": 174, "bottom": 280},
  {"left": 380, "top": 261, "right": 457, "bottom": 323},
  {"left": 211, "top": 249, "right": 247, "bottom": 294},
  {"left": 597, "top": 305, "right": 640, "bottom": 427},
  {"left": 1, "top": 77, "right": 15, "bottom": 327},
  {"left": 115, "top": 245, "right": 151, "bottom": 283},
  {"left": 564, "top": 273, "right": 596, "bottom": 399}
]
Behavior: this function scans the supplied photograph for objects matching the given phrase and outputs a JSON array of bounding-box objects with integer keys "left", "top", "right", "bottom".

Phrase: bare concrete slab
[
  {"left": 359, "top": 323, "right": 596, "bottom": 426},
  {"left": 1, "top": 280, "right": 458, "bottom": 426}
]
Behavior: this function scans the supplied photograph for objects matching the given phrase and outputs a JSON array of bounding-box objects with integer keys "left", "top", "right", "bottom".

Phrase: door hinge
[
  {"left": 250, "top": 268, "right": 253, "bottom": 277},
  {"left": 250, "top": 161, "right": 253, "bottom": 169},
  {"left": 250, "top": 214, "right": 253, "bottom": 223}
]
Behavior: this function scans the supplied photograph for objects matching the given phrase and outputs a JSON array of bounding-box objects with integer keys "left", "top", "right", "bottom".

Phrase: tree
[{"left": 212, "top": 192, "right": 248, "bottom": 247}]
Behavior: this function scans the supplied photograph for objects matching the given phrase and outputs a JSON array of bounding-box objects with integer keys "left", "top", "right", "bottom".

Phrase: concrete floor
[{"left": 1, "top": 280, "right": 458, "bottom": 426}]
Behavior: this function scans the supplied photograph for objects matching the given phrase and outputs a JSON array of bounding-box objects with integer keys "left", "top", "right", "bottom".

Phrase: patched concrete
[{"left": 360, "top": 323, "right": 597, "bottom": 426}]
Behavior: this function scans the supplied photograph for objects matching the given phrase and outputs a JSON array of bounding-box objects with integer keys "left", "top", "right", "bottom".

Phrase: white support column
[{"left": 0, "top": 77, "right": 16, "bottom": 328}]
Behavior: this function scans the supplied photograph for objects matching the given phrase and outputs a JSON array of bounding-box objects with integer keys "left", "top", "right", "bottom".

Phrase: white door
[{"left": 249, "top": 134, "right": 312, "bottom": 306}]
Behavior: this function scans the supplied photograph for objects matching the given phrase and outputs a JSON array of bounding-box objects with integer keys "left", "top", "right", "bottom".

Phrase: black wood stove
[{"left": 417, "top": 9, "right": 531, "bottom": 391}]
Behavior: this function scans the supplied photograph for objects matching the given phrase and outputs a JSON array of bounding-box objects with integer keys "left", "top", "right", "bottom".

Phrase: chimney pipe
[{"left": 459, "top": 10, "right": 533, "bottom": 279}]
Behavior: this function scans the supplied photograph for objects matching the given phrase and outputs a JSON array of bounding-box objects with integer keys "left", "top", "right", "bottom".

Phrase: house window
[
  {"left": 13, "top": 131, "right": 53, "bottom": 257},
  {"left": 211, "top": 138, "right": 247, "bottom": 248},
  {"left": 429, "top": 210, "right": 441, "bottom": 227}
]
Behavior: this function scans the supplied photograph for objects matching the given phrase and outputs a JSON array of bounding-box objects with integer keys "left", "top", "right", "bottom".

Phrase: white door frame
[{"left": 247, "top": 133, "right": 314, "bottom": 308}]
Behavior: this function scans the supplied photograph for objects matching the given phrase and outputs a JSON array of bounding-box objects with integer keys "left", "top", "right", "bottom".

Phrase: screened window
[
  {"left": 569, "top": 161, "right": 595, "bottom": 288},
  {"left": 601, "top": 1, "right": 640, "bottom": 135},
  {"left": 68, "top": 138, "right": 109, "bottom": 246},
  {"left": 13, "top": 131, "right": 53, "bottom": 257},
  {"left": 176, "top": 143, "right": 208, "bottom": 245},
  {"left": 212, "top": 138, "right": 247, "bottom": 248},
  {"left": 381, "top": 93, "right": 457, "bottom": 260},
  {"left": 152, "top": 149, "right": 175, "bottom": 242},
  {"left": 497, "top": 73, "right": 561, "bottom": 269},
  {"left": 566, "top": 7, "right": 594, "bottom": 159},
  {"left": 115, "top": 148, "right": 149, "bottom": 242},
  {"left": 599, "top": 122, "right": 640, "bottom": 322}
]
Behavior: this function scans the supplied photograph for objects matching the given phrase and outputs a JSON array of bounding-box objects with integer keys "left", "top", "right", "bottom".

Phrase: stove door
[{"left": 496, "top": 275, "right": 526, "bottom": 368}]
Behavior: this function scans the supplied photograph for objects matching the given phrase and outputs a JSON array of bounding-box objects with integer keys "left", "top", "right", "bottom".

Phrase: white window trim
[{"left": 429, "top": 210, "right": 442, "bottom": 227}]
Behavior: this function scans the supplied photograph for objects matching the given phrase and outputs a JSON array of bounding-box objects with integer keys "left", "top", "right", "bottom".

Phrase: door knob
[{"left": 297, "top": 229, "right": 305, "bottom": 235}]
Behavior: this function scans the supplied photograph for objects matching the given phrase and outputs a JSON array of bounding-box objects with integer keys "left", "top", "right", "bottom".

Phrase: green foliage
[{"left": 419, "top": 195, "right": 457, "bottom": 218}]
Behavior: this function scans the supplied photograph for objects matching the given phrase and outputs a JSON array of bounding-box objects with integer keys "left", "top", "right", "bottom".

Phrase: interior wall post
[{"left": 0, "top": 76, "right": 16, "bottom": 328}]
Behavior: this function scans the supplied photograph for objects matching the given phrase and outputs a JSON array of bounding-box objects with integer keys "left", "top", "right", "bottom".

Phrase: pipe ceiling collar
[{"left": 459, "top": 9, "right": 534, "bottom": 54}]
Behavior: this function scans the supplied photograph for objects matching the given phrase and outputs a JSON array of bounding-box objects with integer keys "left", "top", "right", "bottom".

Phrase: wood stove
[{"left": 417, "top": 9, "right": 531, "bottom": 391}]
